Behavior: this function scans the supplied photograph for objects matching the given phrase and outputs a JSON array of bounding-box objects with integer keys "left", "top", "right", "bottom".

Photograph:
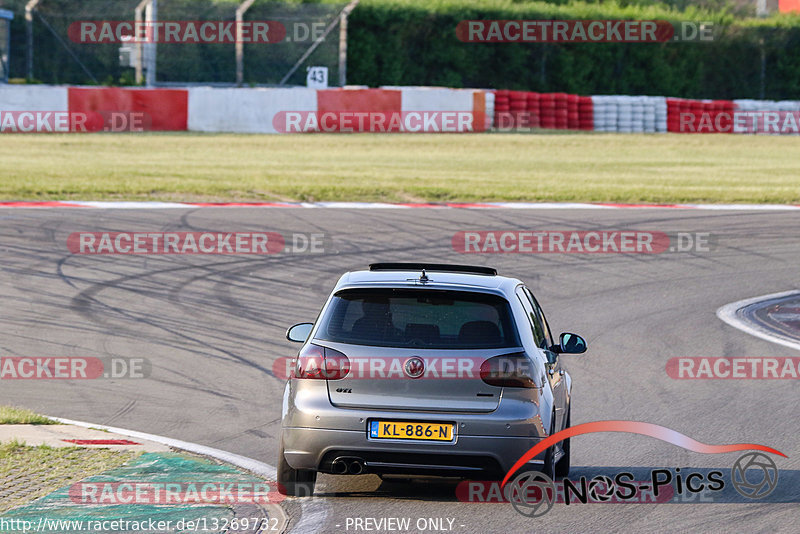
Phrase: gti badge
[{"left": 404, "top": 357, "right": 425, "bottom": 379}]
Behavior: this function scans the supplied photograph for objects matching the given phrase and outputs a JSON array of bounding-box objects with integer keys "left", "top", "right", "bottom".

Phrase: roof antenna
[{"left": 419, "top": 269, "right": 429, "bottom": 283}]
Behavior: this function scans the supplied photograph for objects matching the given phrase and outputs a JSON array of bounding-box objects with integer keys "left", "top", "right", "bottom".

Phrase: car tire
[
  {"left": 541, "top": 443, "right": 556, "bottom": 479},
  {"left": 555, "top": 405, "right": 571, "bottom": 478},
  {"left": 277, "top": 439, "right": 317, "bottom": 497}
]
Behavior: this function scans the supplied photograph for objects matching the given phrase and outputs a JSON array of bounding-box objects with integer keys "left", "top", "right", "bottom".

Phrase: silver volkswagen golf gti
[{"left": 278, "top": 263, "right": 586, "bottom": 496}]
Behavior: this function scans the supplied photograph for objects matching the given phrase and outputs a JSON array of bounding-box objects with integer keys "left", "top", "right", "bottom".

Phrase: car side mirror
[
  {"left": 558, "top": 332, "right": 587, "bottom": 354},
  {"left": 286, "top": 323, "right": 313, "bottom": 343}
]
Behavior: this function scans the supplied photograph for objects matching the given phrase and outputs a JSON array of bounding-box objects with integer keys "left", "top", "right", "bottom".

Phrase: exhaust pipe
[
  {"left": 331, "top": 456, "right": 366, "bottom": 475},
  {"left": 348, "top": 460, "right": 364, "bottom": 475},
  {"left": 331, "top": 459, "right": 348, "bottom": 474}
]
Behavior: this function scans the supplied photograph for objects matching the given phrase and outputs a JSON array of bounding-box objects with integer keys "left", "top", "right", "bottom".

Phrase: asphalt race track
[{"left": 1, "top": 207, "right": 799, "bottom": 533}]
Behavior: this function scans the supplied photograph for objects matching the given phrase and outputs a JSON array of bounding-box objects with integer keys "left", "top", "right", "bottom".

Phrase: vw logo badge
[{"left": 404, "top": 357, "right": 425, "bottom": 379}]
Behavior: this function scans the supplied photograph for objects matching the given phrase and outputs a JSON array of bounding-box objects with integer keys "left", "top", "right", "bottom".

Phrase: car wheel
[
  {"left": 537, "top": 412, "right": 557, "bottom": 479},
  {"left": 277, "top": 439, "right": 317, "bottom": 497},
  {"left": 541, "top": 442, "right": 556, "bottom": 479},
  {"left": 555, "top": 406, "right": 571, "bottom": 478}
]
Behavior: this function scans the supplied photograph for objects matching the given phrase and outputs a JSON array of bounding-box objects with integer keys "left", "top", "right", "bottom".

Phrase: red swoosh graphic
[{"left": 501, "top": 420, "right": 786, "bottom": 487}]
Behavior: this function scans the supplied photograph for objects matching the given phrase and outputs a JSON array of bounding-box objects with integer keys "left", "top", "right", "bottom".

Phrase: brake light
[
  {"left": 293, "top": 344, "right": 350, "bottom": 380},
  {"left": 480, "top": 352, "right": 537, "bottom": 388}
]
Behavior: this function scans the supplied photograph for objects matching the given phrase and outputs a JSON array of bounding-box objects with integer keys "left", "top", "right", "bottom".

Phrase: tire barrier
[
  {"left": 494, "top": 89, "right": 510, "bottom": 127},
  {"left": 592, "top": 95, "right": 666, "bottom": 133},
  {"left": 485, "top": 91, "right": 495, "bottom": 131},
  {"left": 495, "top": 91, "right": 670, "bottom": 133},
  {"left": 730, "top": 99, "right": 800, "bottom": 135},
  {"left": 494, "top": 90, "right": 800, "bottom": 135},
  {"left": 666, "top": 98, "right": 800, "bottom": 134},
  {"left": 510, "top": 90, "right": 530, "bottom": 128},
  {"left": 578, "top": 96, "right": 594, "bottom": 131},
  {"left": 667, "top": 98, "right": 735, "bottom": 133},
  {"left": 661, "top": 96, "right": 800, "bottom": 135},
  {"left": 492, "top": 90, "right": 594, "bottom": 131}
]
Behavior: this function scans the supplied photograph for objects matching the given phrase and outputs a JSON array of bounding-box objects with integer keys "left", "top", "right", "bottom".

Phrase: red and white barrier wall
[
  {"left": 187, "top": 87, "right": 317, "bottom": 133},
  {"left": 0, "top": 85, "right": 68, "bottom": 112},
  {"left": 1, "top": 84, "right": 798, "bottom": 134},
  {"left": 387, "top": 86, "right": 491, "bottom": 131},
  {"left": 0, "top": 85, "right": 187, "bottom": 132},
  {"left": 70, "top": 87, "right": 189, "bottom": 131},
  {"left": 0, "top": 85, "right": 487, "bottom": 133}
]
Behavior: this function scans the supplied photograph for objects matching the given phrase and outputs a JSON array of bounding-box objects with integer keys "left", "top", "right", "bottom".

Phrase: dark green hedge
[
  {"left": 3, "top": 0, "right": 800, "bottom": 99},
  {"left": 345, "top": 1, "right": 799, "bottom": 99}
]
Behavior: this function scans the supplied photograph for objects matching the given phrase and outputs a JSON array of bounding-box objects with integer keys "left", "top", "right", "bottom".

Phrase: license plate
[{"left": 369, "top": 420, "right": 454, "bottom": 441}]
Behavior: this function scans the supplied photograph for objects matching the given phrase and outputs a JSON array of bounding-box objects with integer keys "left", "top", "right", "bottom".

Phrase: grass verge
[
  {"left": 0, "top": 441, "right": 136, "bottom": 513},
  {"left": 0, "top": 133, "right": 799, "bottom": 204},
  {"left": 0, "top": 407, "right": 56, "bottom": 425}
]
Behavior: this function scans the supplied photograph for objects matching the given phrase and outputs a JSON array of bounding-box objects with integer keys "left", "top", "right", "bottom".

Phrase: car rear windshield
[{"left": 315, "top": 288, "right": 520, "bottom": 349}]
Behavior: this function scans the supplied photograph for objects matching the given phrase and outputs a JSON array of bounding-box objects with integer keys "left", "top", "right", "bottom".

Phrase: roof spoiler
[{"left": 368, "top": 263, "right": 497, "bottom": 276}]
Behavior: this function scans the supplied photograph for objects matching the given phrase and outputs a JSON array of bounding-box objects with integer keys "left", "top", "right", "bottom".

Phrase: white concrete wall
[
  {"left": 187, "top": 87, "right": 318, "bottom": 133},
  {"left": 0, "top": 85, "right": 69, "bottom": 111}
]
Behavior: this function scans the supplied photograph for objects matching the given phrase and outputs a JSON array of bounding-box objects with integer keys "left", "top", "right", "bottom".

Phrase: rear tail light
[
  {"left": 480, "top": 352, "right": 537, "bottom": 388},
  {"left": 293, "top": 344, "right": 350, "bottom": 380}
]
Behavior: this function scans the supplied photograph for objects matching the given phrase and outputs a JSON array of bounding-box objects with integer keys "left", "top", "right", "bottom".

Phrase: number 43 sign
[{"left": 306, "top": 66, "right": 328, "bottom": 89}]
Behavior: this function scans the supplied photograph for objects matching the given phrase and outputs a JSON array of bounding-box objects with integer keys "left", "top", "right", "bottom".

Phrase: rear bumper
[
  {"left": 280, "top": 380, "right": 553, "bottom": 476},
  {"left": 282, "top": 426, "right": 547, "bottom": 476}
]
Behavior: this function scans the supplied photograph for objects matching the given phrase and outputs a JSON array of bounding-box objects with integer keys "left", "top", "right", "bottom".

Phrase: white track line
[
  {"left": 679, "top": 204, "right": 800, "bottom": 211},
  {"left": 48, "top": 416, "right": 328, "bottom": 534},
  {"left": 72, "top": 201, "right": 192, "bottom": 209},
  {"left": 716, "top": 290, "right": 800, "bottom": 352}
]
